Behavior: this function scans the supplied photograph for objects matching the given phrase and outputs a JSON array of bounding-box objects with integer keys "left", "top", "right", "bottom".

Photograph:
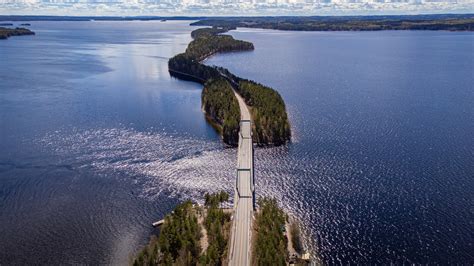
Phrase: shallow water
[{"left": 0, "top": 22, "right": 473, "bottom": 264}]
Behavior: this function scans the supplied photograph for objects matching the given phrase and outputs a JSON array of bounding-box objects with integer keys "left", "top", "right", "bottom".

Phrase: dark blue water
[
  {"left": 0, "top": 21, "right": 238, "bottom": 265},
  {"left": 206, "top": 29, "right": 474, "bottom": 264},
  {"left": 0, "top": 22, "right": 473, "bottom": 264}
]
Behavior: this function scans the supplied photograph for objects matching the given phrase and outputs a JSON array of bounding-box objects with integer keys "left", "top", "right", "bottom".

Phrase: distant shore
[{"left": 191, "top": 15, "right": 474, "bottom": 32}]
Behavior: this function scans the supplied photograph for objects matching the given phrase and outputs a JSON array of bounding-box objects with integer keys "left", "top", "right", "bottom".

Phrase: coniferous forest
[
  {"left": 168, "top": 26, "right": 291, "bottom": 146},
  {"left": 253, "top": 197, "right": 288, "bottom": 266},
  {"left": 202, "top": 78, "right": 241, "bottom": 146},
  {"left": 0, "top": 27, "right": 34, "bottom": 39},
  {"left": 191, "top": 14, "right": 474, "bottom": 32},
  {"left": 133, "top": 192, "right": 231, "bottom": 266}
]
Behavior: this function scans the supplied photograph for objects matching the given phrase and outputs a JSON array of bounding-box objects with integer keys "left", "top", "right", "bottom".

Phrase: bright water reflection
[
  {"left": 0, "top": 22, "right": 473, "bottom": 265},
  {"left": 0, "top": 21, "right": 234, "bottom": 265},
  {"left": 206, "top": 29, "right": 474, "bottom": 264}
]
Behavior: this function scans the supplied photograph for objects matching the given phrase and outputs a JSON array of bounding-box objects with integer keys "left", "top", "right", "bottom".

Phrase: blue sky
[{"left": 0, "top": 0, "right": 473, "bottom": 16}]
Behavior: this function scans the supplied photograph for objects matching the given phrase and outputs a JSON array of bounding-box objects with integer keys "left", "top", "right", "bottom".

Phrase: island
[
  {"left": 0, "top": 27, "right": 35, "bottom": 39},
  {"left": 133, "top": 192, "right": 307, "bottom": 265},
  {"left": 168, "top": 26, "right": 291, "bottom": 146},
  {"left": 134, "top": 192, "right": 231, "bottom": 265},
  {"left": 202, "top": 78, "right": 241, "bottom": 146},
  {"left": 236, "top": 79, "right": 290, "bottom": 145},
  {"left": 191, "top": 14, "right": 474, "bottom": 32}
]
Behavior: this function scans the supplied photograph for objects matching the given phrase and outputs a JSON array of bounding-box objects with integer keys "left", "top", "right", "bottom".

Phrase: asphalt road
[{"left": 229, "top": 92, "right": 254, "bottom": 266}]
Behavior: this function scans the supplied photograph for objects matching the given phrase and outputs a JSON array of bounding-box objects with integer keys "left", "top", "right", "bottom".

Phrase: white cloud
[{"left": 0, "top": 0, "right": 473, "bottom": 15}]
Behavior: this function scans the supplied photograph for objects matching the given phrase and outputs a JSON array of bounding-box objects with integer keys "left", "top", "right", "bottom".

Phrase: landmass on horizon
[
  {"left": 1, "top": 14, "right": 472, "bottom": 32},
  {"left": 1, "top": 11, "right": 472, "bottom": 266}
]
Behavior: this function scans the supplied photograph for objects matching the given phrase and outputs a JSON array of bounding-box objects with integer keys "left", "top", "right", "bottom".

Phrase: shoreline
[
  {"left": 0, "top": 27, "right": 35, "bottom": 40},
  {"left": 133, "top": 193, "right": 310, "bottom": 265},
  {"left": 190, "top": 15, "right": 474, "bottom": 32},
  {"left": 168, "top": 26, "right": 291, "bottom": 146}
]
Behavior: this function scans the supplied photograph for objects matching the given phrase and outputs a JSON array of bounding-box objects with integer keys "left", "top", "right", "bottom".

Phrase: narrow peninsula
[
  {"left": 168, "top": 26, "right": 291, "bottom": 146},
  {"left": 0, "top": 27, "right": 34, "bottom": 39}
]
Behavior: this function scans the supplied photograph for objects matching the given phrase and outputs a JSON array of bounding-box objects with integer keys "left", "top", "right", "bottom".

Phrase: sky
[{"left": 0, "top": 0, "right": 473, "bottom": 16}]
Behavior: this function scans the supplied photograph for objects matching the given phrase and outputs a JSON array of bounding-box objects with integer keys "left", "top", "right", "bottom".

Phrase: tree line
[
  {"left": 253, "top": 197, "right": 288, "bottom": 266},
  {"left": 200, "top": 192, "right": 231, "bottom": 265},
  {"left": 133, "top": 200, "right": 201, "bottom": 266},
  {"left": 237, "top": 80, "right": 291, "bottom": 146},
  {"left": 133, "top": 192, "right": 231, "bottom": 266},
  {"left": 202, "top": 78, "right": 241, "bottom": 146},
  {"left": 168, "top": 26, "right": 291, "bottom": 146},
  {"left": 191, "top": 15, "right": 474, "bottom": 32},
  {"left": 0, "top": 27, "right": 34, "bottom": 39}
]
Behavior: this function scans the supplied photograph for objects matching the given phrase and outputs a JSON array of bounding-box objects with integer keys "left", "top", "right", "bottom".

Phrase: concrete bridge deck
[{"left": 229, "top": 91, "right": 254, "bottom": 266}]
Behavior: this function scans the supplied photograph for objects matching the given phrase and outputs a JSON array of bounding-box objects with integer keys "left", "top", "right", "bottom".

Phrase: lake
[{"left": 0, "top": 21, "right": 473, "bottom": 264}]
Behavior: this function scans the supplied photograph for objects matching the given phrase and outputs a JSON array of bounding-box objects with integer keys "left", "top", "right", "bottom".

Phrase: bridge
[
  {"left": 229, "top": 91, "right": 255, "bottom": 266},
  {"left": 169, "top": 67, "right": 256, "bottom": 264}
]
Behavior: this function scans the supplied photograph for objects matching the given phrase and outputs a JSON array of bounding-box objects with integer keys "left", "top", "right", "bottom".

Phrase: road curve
[{"left": 229, "top": 91, "right": 254, "bottom": 266}]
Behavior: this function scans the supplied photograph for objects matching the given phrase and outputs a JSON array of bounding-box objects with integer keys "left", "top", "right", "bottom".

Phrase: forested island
[
  {"left": 133, "top": 193, "right": 305, "bottom": 265},
  {"left": 237, "top": 80, "right": 290, "bottom": 145},
  {"left": 191, "top": 14, "right": 474, "bottom": 31},
  {"left": 133, "top": 192, "right": 232, "bottom": 265},
  {"left": 202, "top": 78, "right": 241, "bottom": 146},
  {"left": 0, "top": 27, "right": 34, "bottom": 39},
  {"left": 168, "top": 27, "right": 254, "bottom": 84},
  {"left": 168, "top": 26, "right": 291, "bottom": 146}
]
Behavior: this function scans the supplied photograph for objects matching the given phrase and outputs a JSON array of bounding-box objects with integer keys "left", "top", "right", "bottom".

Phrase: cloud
[{"left": 0, "top": 0, "right": 473, "bottom": 15}]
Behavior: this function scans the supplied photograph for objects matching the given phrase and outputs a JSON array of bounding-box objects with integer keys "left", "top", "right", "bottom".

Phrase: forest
[
  {"left": 190, "top": 27, "right": 235, "bottom": 39},
  {"left": 186, "top": 34, "right": 254, "bottom": 62},
  {"left": 237, "top": 80, "right": 291, "bottom": 146},
  {"left": 167, "top": 26, "right": 253, "bottom": 84},
  {"left": 202, "top": 78, "right": 241, "bottom": 146},
  {"left": 253, "top": 197, "right": 288, "bottom": 265},
  {"left": 201, "top": 192, "right": 232, "bottom": 265},
  {"left": 0, "top": 27, "right": 34, "bottom": 39},
  {"left": 191, "top": 14, "right": 474, "bottom": 31},
  {"left": 168, "top": 26, "right": 291, "bottom": 146},
  {"left": 168, "top": 53, "right": 220, "bottom": 84},
  {"left": 133, "top": 200, "right": 201, "bottom": 265},
  {"left": 133, "top": 192, "right": 231, "bottom": 266},
  {"left": 167, "top": 26, "right": 253, "bottom": 85}
]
